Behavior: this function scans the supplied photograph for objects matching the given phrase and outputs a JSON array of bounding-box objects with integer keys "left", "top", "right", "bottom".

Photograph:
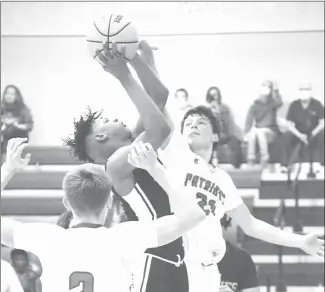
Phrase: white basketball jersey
[
  {"left": 159, "top": 132, "right": 243, "bottom": 263},
  {"left": 1, "top": 259, "right": 24, "bottom": 292},
  {"left": 12, "top": 221, "right": 157, "bottom": 292}
]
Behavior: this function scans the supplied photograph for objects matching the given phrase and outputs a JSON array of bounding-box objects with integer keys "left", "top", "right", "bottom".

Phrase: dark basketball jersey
[{"left": 108, "top": 161, "right": 185, "bottom": 265}]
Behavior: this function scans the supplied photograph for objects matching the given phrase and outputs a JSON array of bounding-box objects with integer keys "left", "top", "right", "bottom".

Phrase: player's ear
[
  {"left": 212, "top": 133, "right": 219, "bottom": 143},
  {"left": 94, "top": 133, "right": 108, "bottom": 142},
  {"left": 62, "top": 198, "right": 71, "bottom": 210}
]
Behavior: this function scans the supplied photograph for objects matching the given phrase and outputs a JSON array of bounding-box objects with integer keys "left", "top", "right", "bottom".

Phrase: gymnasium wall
[{"left": 1, "top": 2, "right": 324, "bottom": 145}]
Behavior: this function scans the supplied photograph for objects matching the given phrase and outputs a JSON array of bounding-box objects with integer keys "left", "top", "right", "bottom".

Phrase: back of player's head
[
  {"left": 62, "top": 163, "right": 111, "bottom": 217},
  {"left": 180, "top": 105, "right": 222, "bottom": 136},
  {"left": 63, "top": 107, "right": 102, "bottom": 163},
  {"left": 10, "top": 249, "right": 28, "bottom": 262}
]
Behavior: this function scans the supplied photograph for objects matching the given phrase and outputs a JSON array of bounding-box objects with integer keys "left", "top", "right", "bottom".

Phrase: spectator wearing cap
[
  {"left": 280, "top": 82, "right": 324, "bottom": 171},
  {"left": 244, "top": 80, "right": 283, "bottom": 168}
]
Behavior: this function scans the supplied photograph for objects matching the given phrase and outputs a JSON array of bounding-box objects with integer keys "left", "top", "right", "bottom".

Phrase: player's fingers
[
  {"left": 130, "top": 147, "right": 139, "bottom": 160},
  {"left": 144, "top": 143, "right": 153, "bottom": 152},
  {"left": 15, "top": 142, "right": 28, "bottom": 158},
  {"left": 134, "top": 143, "right": 145, "bottom": 159},
  {"left": 120, "top": 45, "right": 126, "bottom": 60},
  {"left": 111, "top": 41, "right": 118, "bottom": 57},
  {"left": 22, "top": 153, "right": 31, "bottom": 167},
  {"left": 12, "top": 138, "right": 27, "bottom": 155},
  {"left": 6, "top": 138, "right": 14, "bottom": 153},
  {"left": 96, "top": 50, "right": 108, "bottom": 64},
  {"left": 127, "top": 153, "right": 135, "bottom": 166},
  {"left": 138, "top": 142, "right": 149, "bottom": 158}
]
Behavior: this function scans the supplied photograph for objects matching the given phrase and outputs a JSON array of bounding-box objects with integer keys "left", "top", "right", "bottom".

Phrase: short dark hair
[
  {"left": 63, "top": 164, "right": 111, "bottom": 216},
  {"left": 180, "top": 105, "right": 222, "bottom": 136},
  {"left": 175, "top": 88, "right": 189, "bottom": 99},
  {"left": 57, "top": 210, "right": 73, "bottom": 229},
  {"left": 63, "top": 107, "right": 102, "bottom": 162},
  {"left": 11, "top": 249, "right": 28, "bottom": 261}
]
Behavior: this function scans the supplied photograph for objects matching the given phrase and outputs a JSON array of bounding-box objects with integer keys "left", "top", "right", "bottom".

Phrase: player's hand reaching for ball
[
  {"left": 5, "top": 138, "right": 31, "bottom": 172},
  {"left": 127, "top": 141, "right": 158, "bottom": 172},
  {"left": 96, "top": 41, "right": 131, "bottom": 80}
]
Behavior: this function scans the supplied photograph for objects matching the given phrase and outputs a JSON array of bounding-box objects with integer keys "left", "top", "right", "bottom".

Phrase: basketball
[{"left": 86, "top": 14, "right": 139, "bottom": 62}]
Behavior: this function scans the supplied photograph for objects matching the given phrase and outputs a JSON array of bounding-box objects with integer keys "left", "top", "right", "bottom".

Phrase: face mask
[
  {"left": 299, "top": 90, "right": 311, "bottom": 100},
  {"left": 259, "top": 86, "right": 271, "bottom": 96}
]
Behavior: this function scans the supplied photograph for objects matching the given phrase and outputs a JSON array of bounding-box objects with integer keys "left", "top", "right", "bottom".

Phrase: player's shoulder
[
  {"left": 213, "top": 166, "right": 234, "bottom": 180},
  {"left": 17, "top": 222, "right": 65, "bottom": 237}
]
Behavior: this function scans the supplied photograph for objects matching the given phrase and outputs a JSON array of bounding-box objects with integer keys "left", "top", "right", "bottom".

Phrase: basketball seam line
[
  {"left": 107, "top": 14, "right": 113, "bottom": 47},
  {"left": 93, "top": 22, "right": 106, "bottom": 37},
  {"left": 109, "top": 21, "right": 132, "bottom": 37}
]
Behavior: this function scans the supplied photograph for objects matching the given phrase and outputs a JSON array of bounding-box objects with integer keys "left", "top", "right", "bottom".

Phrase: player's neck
[
  {"left": 192, "top": 146, "right": 213, "bottom": 164},
  {"left": 72, "top": 215, "right": 105, "bottom": 226}
]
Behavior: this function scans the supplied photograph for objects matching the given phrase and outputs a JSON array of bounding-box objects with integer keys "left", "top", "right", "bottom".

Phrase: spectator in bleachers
[
  {"left": 280, "top": 82, "right": 324, "bottom": 171},
  {"left": 172, "top": 88, "right": 193, "bottom": 129},
  {"left": 10, "top": 249, "right": 42, "bottom": 292},
  {"left": 1, "top": 85, "right": 33, "bottom": 164},
  {"left": 206, "top": 86, "right": 243, "bottom": 168},
  {"left": 244, "top": 80, "right": 283, "bottom": 168},
  {"left": 218, "top": 214, "right": 260, "bottom": 292}
]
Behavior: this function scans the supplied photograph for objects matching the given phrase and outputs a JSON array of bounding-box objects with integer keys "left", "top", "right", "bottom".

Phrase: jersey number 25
[{"left": 70, "top": 271, "right": 94, "bottom": 292}]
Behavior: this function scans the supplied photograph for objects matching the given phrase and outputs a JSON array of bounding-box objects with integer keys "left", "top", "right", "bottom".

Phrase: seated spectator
[
  {"left": 1, "top": 85, "right": 33, "bottom": 164},
  {"left": 244, "top": 80, "right": 282, "bottom": 168},
  {"left": 218, "top": 215, "right": 260, "bottom": 292},
  {"left": 172, "top": 88, "right": 193, "bottom": 129},
  {"left": 280, "top": 82, "right": 324, "bottom": 171},
  {"left": 206, "top": 86, "right": 243, "bottom": 168},
  {"left": 9, "top": 248, "right": 42, "bottom": 292}
]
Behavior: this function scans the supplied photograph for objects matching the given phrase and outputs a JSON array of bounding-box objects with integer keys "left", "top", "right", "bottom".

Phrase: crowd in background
[
  {"left": 0, "top": 79, "right": 324, "bottom": 291},
  {"left": 173, "top": 81, "right": 324, "bottom": 171}
]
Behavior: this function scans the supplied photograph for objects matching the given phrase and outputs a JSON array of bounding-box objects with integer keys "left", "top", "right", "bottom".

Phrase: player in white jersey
[
  {"left": 1, "top": 259, "right": 24, "bottom": 292},
  {"left": 158, "top": 105, "right": 324, "bottom": 292},
  {"left": 1, "top": 138, "right": 206, "bottom": 292}
]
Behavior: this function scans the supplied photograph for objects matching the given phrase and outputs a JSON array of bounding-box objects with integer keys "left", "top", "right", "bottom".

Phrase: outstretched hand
[
  {"left": 5, "top": 138, "right": 31, "bottom": 172},
  {"left": 96, "top": 41, "right": 131, "bottom": 80},
  {"left": 127, "top": 141, "right": 157, "bottom": 172},
  {"left": 301, "top": 232, "right": 324, "bottom": 259}
]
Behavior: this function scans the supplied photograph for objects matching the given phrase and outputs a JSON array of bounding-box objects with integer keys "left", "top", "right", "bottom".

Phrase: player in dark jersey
[{"left": 64, "top": 41, "right": 188, "bottom": 292}]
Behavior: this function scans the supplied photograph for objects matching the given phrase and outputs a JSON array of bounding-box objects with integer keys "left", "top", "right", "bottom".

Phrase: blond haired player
[{"left": 1, "top": 138, "right": 206, "bottom": 292}]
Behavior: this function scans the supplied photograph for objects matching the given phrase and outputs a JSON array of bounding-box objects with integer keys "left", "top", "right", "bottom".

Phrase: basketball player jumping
[
  {"left": 1, "top": 138, "right": 206, "bottom": 292},
  {"left": 64, "top": 41, "right": 190, "bottom": 292},
  {"left": 155, "top": 103, "right": 325, "bottom": 292}
]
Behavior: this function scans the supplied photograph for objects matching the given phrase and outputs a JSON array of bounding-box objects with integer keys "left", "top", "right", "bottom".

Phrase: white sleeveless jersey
[
  {"left": 158, "top": 132, "right": 243, "bottom": 263},
  {"left": 12, "top": 221, "right": 157, "bottom": 292},
  {"left": 1, "top": 259, "right": 24, "bottom": 292}
]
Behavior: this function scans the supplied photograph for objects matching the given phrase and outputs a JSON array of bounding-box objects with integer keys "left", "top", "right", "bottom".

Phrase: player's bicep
[{"left": 1, "top": 218, "right": 23, "bottom": 248}]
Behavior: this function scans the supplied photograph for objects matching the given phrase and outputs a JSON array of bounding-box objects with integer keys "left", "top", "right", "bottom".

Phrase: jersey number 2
[{"left": 69, "top": 272, "right": 94, "bottom": 292}]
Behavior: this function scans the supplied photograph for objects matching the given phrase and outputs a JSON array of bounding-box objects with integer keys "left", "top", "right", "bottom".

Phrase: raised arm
[
  {"left": 129, "top": 41, "right": 169, "bottom": 137},
  {"left": 127, "top": 141, "right": 205, "bottom": 246},
  {"left": 227, "top": 203, "right": 324, "bottom": 258},
  {"left": 1, "top": 138, "right": 31, "bottom": 247},
  {"left": 1, "top": 138, "right": 31, "bottom": 191},
  {"left": 97, "top": 42, "right": 171, "bottom": 179}
]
